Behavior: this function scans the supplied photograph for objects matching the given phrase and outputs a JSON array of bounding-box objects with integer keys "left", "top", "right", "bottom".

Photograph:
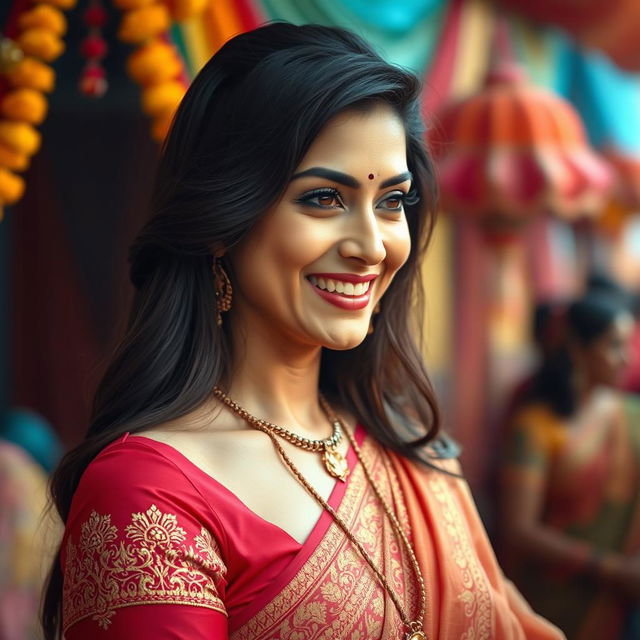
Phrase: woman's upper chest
[{"left": 136, "top": 426, "right": 352, "bottom": 546}]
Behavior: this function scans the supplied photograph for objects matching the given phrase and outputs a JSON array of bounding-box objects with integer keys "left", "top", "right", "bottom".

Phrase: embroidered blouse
[{"left": 61, "top": 428, "right": 565, "bottom": 639}]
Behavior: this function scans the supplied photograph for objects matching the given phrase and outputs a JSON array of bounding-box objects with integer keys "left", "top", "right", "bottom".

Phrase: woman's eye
[
  {"left": 379, "top": 192, "right": 406, "bottom": 211},
  {"left": 296, "top": 188, "right": 344, "bottom": 209}
]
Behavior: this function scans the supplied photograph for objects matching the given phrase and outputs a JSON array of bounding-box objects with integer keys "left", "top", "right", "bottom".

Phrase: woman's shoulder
[
  {"left": 78, "top": 433, "right": 198, "bottom": 494},
  {"left": 66, "top": 434, "right": 226, "bottom": 550}
]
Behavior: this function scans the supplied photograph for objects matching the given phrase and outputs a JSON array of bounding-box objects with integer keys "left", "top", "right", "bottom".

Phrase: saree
[
  {"left": 501, "top": 394, "right": 640, "bottom": 639},
  {"left": 61, "top": 427, "right": 563, "bottom": 639}
]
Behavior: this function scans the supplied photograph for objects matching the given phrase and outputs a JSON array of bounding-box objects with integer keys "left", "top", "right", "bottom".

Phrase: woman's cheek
[{"left": 386, "top": 221, "right": 411, "bottom": 272}]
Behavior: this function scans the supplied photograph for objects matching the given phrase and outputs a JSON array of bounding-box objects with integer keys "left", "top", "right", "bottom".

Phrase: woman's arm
[{"left": 61, "top": 440, "right": 230, "bottom": 639}]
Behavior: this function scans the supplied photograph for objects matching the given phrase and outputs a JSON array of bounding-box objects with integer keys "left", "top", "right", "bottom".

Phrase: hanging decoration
[
  {"left": 79, "top": 0, "right": 109, "bottom": 97},
  {"left": 113, "top": 0, "right": 212, "bottom": 143},
  {"left": 430, "top": 59, "right": 613, "bottom": 241},
  {"left": 0, "top": 0, "right": 76, "bottom": 215}
]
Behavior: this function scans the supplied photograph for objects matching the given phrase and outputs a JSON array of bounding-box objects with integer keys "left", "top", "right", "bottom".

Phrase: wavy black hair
[{"left": 42, "top": 22, "right": 453, "bottom": 637}]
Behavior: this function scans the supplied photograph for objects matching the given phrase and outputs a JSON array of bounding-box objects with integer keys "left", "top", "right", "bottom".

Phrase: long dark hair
[
  {"left": 42, "top": 22, "right": 451, "bottom": 637},
  {"left": 529, "top": 291, "right": 630, "bottom": 416}
]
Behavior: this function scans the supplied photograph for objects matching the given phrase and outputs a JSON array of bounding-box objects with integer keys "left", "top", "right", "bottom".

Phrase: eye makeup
[
  {"left": 294, "top": 187, "right": 345, "bottom": 209},
  {"left": 294, "top": 186, "right": 419, "bottom": 211}
]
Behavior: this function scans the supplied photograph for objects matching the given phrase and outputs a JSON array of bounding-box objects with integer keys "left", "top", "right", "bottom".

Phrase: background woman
[
  {"left": 500, "top": 290, "right": 639, "bottom": 639},
  {"left": 43, "top": 23, "right": 563, "bottom": 639}
]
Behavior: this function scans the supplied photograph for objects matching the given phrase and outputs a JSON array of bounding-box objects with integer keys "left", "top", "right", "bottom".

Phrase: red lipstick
[
  {"left": 306, "top": 274, "right": 376, "bottom": 311},
  {"left": 308, "top": 272, "right": 377, "bottom": 284}
]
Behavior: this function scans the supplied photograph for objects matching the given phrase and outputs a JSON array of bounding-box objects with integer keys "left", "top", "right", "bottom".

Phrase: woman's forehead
[{"left": 294, "top": 106, "right": 408, "bottom": 178}]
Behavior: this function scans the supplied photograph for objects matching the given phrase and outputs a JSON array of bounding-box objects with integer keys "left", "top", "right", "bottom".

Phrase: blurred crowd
[{"left": 497, "top": 274, "right": 640, "bottom": 639}]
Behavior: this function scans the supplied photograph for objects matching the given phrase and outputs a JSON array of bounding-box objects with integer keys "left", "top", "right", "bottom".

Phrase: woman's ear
[{"left": 212, "top": 244, "right": 226, "bottom": 258}]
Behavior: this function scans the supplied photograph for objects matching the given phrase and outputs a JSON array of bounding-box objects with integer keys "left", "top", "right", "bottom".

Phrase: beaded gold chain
[
  {"left": 213, "top": 388, "right": 427, "bottom": 640},
  {"left": 213, "top": 387, "right": 349, "bottom": 481}
]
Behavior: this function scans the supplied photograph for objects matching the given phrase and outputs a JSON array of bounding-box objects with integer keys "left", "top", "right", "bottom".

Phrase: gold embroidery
[
  {"left": 63, "top": 504, "right": 227, "bottom": 631},
  {"left": 231, "top": 438, "right": 416, "bottom": 640},
  {"left": 429, "top": 474, "right": 493, "bottom": 639}
]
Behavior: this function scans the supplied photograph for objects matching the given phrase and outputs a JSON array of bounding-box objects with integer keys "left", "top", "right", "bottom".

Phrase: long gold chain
[{"left": 214, "top": 388, "right": 427, "bottom": 640}]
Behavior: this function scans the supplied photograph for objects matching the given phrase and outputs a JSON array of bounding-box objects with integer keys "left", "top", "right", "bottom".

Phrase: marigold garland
[
  {"left": 0, "top": 0, "right": 76, "bottom": 215},
  {"left": 115, "top": 0, "right": 206, "bottom": 143},
  {"left": 0, "top": 0, "right": 207, "bottom": 215},
  {"left": 1, "top": 87, "right": 49, "bottom": 124},
  {"left": 0, "top": 143, "right": 29, "bottom": 171},
  {"left": 0, "top": 166, "right": 25, "bottom": 204},
  {"left": 5, "top": 57, "right": 56, "bottom": 93}
]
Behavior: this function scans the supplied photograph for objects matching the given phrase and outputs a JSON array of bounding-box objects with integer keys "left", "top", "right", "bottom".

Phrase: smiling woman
[{"left": 42, "top": 23, "right": 565, "bottom": 640}]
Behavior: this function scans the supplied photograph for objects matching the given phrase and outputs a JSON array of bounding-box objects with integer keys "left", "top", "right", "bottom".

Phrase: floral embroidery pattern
[
  {"left": 429, "top": 474, "right": 492, "bottom": 639},
  {"left": 63, "top": 505, "right": 227, "bottom": 631},
  {"left": 231, "top": 438, "right": 416, "bottom": 640}
]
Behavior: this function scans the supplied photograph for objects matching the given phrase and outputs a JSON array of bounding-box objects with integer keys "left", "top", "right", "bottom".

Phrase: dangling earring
[
  {"left": 213, "top": 258, "right": 232, "bottom": 326},
  {"left": 367, "top": 302, "right": 381, "bottom": 335}
]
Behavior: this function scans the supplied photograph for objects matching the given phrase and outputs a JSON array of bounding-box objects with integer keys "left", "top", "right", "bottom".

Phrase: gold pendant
[
  {"left": 323, "top": 445, "right": 349, "bottom": 482},
  {"left": 405, "top": 623, "right": 426, "bottom": 640}
]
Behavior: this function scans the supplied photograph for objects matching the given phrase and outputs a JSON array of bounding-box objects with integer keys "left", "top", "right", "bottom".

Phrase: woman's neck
[{"left": 225, "top": 321, "right": 329, "bottom": 438}]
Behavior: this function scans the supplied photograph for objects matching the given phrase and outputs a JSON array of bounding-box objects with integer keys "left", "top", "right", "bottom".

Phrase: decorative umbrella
[
  {"left": 429, "top": 60, "right": 613, "bottom": 238},
  {"left": 499, "top": 0, "right": 640, "bottom": 72}
]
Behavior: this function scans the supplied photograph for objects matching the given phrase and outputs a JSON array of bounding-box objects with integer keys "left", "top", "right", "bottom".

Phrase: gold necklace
[
  {"left": 213, "top": 387, "right": 349, "bottom": 481},
  {"left": 213, "top": 388, "right": 427, "bottom": 640}
]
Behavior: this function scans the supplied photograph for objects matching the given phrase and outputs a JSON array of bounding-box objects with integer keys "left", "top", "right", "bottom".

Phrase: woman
[
  {"left": 43, "top": 23, "right": 563, "bottom": 639},
  {"left": 500, "top": 291, "right": 639, "bottom": 639}
]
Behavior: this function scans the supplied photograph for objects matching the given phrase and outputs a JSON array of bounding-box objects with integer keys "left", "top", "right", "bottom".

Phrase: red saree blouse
[{"left": 61, "top": 427, "right": 564, "bottom": 639}]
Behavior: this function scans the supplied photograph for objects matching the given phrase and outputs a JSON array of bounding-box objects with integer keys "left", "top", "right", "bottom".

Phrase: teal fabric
[
  {"left": 569, "top": 50, "right": 640, "bottom": 154},
  {"left": 1, "top": 408, "right": 62, "bottom": 473},
  {"left": 510, "top": 20, "right": 640, "bottom": 155},
  {"left": 257, "top": 0, "right": 448, "bottom": 73}
]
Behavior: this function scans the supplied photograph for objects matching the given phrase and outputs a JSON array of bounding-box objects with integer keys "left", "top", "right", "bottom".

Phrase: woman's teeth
[{"left": 308, "top": 276, "right": 370, "bottom": 296}]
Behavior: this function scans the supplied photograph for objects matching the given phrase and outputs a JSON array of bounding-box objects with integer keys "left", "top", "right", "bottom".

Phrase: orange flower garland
[
  {"left": 114, "top": 0, "right": 206, "bottom": 142},
  {"left": 0, "top": 0, "right": 76, "bottom": 215}
]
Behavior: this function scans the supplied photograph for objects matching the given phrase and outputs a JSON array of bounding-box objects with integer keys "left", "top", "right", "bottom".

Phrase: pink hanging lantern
[{"left": 429, "top": 61, "right": 613, "bottom": 238}]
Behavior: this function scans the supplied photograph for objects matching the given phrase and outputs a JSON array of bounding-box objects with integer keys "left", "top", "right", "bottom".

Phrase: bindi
[{"left": 368, "top": 173, "right": 375, "bottom": 180}]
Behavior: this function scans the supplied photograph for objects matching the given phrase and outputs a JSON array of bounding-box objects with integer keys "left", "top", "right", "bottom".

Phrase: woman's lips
[{"left": 306, "top": 274, "right": 376, "bottom": 311}]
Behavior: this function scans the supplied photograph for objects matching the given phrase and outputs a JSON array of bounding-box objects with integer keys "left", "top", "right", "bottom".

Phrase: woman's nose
[{"left": 337, "top": 210, "right": 386, "bottom": 265}]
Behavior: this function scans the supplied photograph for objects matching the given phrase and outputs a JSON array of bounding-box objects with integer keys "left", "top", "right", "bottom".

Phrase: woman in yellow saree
[
  {"left": 44, "top": 23, "right": 563, "bottom": 640},
  {"left": 501, "top": 293, "right": 639, "bottom": 639}
]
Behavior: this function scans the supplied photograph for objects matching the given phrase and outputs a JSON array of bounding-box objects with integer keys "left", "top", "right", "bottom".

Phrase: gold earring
[
  {"left": 213, "top": 258, "right": 232, "bottom": 326},
  {"left": 367, "top": 302, "right": 381, "bottom": 335}
]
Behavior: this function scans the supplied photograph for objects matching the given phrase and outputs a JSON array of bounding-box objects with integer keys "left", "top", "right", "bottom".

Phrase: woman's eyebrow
[{"left": 290, "top": 167, "right": 413, "bottom": 189}]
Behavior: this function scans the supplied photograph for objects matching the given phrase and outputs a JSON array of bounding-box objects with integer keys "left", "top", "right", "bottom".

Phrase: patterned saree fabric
[
  {"left": 61, "top": 427, "right": 564, "bottom": 639},
  {"left": 502, "top": 395, "right": 640, "bottom": 639}
]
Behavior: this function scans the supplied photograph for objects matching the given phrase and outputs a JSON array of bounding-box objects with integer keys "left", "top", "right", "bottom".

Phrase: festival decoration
[
  {"left": 430, "top": 59, "right": 613, "bottom": 239},
  {"left": 113, "top": 0, "right": 211, "bottom": 143},
  {"left": 0, "top": 0, "right": 75, "bottom": 214},
  {"left": 79, "top": 0, "right": 109, "bottom": 97}
]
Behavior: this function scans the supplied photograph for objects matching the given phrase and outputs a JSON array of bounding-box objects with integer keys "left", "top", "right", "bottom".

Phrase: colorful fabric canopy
[{"left": 430, "top": 62, "right": 613, "bottom": 228}]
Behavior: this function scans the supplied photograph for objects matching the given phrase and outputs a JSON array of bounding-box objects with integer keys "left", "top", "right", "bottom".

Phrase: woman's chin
[{"left": 319, "top": 325, "right": 370, "bottom": 351}]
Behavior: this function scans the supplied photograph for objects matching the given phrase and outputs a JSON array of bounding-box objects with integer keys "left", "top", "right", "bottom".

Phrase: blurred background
[
  {"left": 2, "top": 0, "right": 640, "bottom": 490},
  {"left": 2, "top": 1, "right": 640, "bottom": 638}
]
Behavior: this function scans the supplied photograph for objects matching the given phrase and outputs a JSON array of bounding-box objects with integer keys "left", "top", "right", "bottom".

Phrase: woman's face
[
  {"left": 578, "top": 312, "right": 635, "bottom": 388},
  {"left": 229, "top": 104, "right": 412, "bottom": 351}
]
